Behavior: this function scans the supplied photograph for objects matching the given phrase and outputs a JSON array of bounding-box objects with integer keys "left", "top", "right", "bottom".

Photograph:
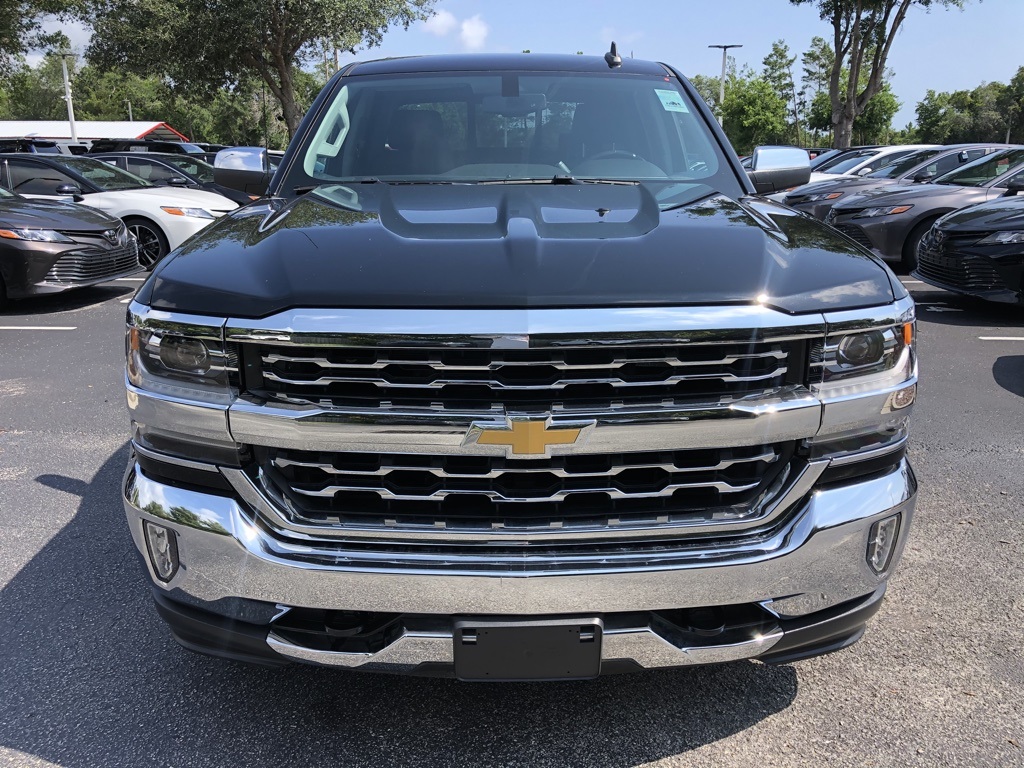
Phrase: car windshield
[
  {"left": 50, "top": 156, "right": 153, "bottom": 190},
  {"left": 162, "top": 155, "right": 216, "bottom": 182},
  {"left": 934, "top": 148, "right": 1024, "bottom": 187},
  {"left": 290, "top": 69, "right": 741, "bottom": 208},
  {"left": 866, "top": 149, "right": 942, "bottom": 179},
  {"left": 0, "top": 186, "right": 13, "bottom": 199},
  {"left": 816, "top": 150, "right": 879, "bottom": 175}
]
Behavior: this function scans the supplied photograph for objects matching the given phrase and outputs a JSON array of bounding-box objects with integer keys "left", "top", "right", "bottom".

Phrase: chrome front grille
[
  {"left": 256, "top": 443, "right": 796, "bottom": 534},
  {"left": 44, "top": 242, "right": 140, "bottom": 284},
  {"left": 249, "top": 340, "right": 797, "bottom": 411}
]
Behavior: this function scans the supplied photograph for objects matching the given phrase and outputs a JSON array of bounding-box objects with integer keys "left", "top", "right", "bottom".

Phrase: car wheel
[
  {"left": 125, "top": 217, "right": 170, "bottom": 269},
  {"left": 902, "top": 219, "right": 937, "bottom": 273}
]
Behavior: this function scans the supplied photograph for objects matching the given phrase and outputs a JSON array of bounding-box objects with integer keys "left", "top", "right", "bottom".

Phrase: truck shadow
[{"left": 0, "top": 446, "right": 798, "bottom": 768}]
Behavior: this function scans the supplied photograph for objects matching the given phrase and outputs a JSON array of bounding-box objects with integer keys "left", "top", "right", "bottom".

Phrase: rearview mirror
[{"left": 747, "top": 146, "right": 811, "bottom": 195}]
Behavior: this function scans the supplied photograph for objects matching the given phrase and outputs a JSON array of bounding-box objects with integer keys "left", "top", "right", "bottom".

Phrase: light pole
[
  {"left": 125, "top": 100, "right": 133, "bottom": 122},
  {"left": 708, "top": 44, "right": 742, "bottom": 126},
  {"left": 59, "top": 53, "right": 79, "bottom": 143}
]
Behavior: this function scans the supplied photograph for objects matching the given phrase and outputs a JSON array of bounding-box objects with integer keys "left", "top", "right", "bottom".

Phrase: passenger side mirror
[
  {"left": 167, "top": 177, "right": 190, "bottom": 187},
  {"left": 855, "top": 167, "right": 873, "bottom": 176},
  {"left": 214, "top": 147, "right": 272, "bottom": 195},
  {"left": 747, "top": 146, "right": 811, "bottom": 195},
  {"left": 55, "top": 183, "right": 82, "bottom": 196},
  {"left": 911, "top": 170, "right": 934, "bottom": 183}
]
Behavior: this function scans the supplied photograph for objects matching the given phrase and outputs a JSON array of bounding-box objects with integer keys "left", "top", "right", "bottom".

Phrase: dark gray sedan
[
  {"left": 825, "top": 148, "right": 1024, "bottom": 270},
  {"left": 785, "top": 144, "right": 1006, "bottom": 220}
]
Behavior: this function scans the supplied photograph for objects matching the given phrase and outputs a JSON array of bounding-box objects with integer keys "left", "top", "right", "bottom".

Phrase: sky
[{"left": 45, "top": 0, "right": 1023, "bottom": 129}]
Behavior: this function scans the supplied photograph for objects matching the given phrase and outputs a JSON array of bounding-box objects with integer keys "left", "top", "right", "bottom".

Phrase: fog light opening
[
  {"left": 867, "top": 513, "right": 901, "bottom": 574},
  {"left": 890, "top": 383, "right": 916, "bottom": 410},
  {"left": 144, "top": 521, "right": 180, "bottom": 582}
]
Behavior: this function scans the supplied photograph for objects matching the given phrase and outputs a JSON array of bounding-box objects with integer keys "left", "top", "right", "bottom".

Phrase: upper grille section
[
  {"left": 44, "top": 242, "right": 140, "bottom": 284},
  {"left": 247, "top": 340, "right": 799, "bottom": 411}
]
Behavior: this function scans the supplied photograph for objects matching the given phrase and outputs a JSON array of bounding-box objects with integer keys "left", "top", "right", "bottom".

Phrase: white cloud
[
  {"left": 460, "top": 15, "right": 489, "bottom": 51},
  {"left": 423, "top": 9, "right": 458, "bottom": 37}
]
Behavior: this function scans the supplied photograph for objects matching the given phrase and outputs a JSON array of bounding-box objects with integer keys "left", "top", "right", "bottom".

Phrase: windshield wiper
[
  {"left": 476, "top": 176, "right": 640, "bottom": 186},
  {"left": 294, "top": 178, "right": 381, "bottom": 194}
]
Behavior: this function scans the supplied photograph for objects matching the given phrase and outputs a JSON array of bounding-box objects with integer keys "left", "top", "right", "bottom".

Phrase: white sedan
[{"left": 0, "top": 154, "right": 239, "bottom": 267}]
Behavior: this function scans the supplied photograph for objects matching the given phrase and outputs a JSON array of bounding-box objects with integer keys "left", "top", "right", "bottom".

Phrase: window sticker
[{"left": 655, "top": 89, "right": 689, "bottom": 113}]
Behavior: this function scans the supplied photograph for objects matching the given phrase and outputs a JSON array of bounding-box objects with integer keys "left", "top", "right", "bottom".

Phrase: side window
[
  {"left": 995, "top": 168, "right": 1024, "bottom": 189},
  {"left": 927, "top": 153, "right": 964, "bottom": 178},
  {"left": 126, "top": 158, "right": 177, "bottom": 182},
  {"left": 6, "top": 160, "right": 77, "bottom": 195}
]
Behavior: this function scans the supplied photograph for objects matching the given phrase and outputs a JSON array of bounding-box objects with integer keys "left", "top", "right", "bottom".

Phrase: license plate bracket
[{"left": 453, "top": 618, "right": 603, "bottom": 681}]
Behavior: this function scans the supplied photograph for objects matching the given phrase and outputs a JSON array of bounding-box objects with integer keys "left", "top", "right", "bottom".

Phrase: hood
[
  {"left": 937, "top": 195, "right": 1024, "bottom": 232},
  {"left": 788, "top": 176, "right": 896, "bottom": 201},
  {"left": 105, "top": 186, "right": 238, "bottom": 210},
  {"left": 0, "top": 197, "right": 120, "bottom": 230},
  {"left": 831, "top": 182, "right": 979, "bottom": 211},
  {"left": 141, "top": 183, "right": 896, "bottom": 317}
]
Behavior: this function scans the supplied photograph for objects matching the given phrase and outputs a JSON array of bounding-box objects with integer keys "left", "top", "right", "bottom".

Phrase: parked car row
[
  {"left": 779, "top": 144, "right": 1024, "bottom": 303},
  {"left": 0, "top": 151, "right": 253, "bottom": 308}
]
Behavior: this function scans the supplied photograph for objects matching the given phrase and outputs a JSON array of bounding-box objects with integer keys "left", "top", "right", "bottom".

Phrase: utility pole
[
  {"left": 125, "top": 100, "right": 133, "bottom": 122},
  {"left": 708, "top": 44, "right": 742, "bottom": 127},
  {"left": 60, "top": 53, "right": 78, "bottom": 143}
]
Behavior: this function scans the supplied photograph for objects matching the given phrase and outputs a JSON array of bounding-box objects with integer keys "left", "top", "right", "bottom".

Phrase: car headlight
[
  {"left": 854, "top": 204, "right": 913, "bottom": 218},
  {"left": 127, "top": 309, "right": 237, "bottom": 405},
  {"left": 0, "top": 228, "right": 74, "bottom": 243},
  {"left": 803, "top": 191, "right": 844, "bottom": 203},
  {"left": 160, "top": 206, "right": 215, "bottom": 219},
  {"left": 977, "top": 230, "right": 1024, "bottom": 245}
]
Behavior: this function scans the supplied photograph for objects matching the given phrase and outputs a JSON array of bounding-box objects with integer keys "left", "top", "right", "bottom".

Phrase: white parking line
[
  {"left": 115, "top": 277, "right": 145, "bottom": 282},
  {"left": 120, "top": 298, "right": 132, "bottom": 304},
  {"left": 0, "top": 326, "right": 77, "bottom": 331},
  {"left": 901, "top": 280, "right": 925, "bottom": 284},
  {"left": 979, "top": 336, "right": 1024, "bottom": 341}
]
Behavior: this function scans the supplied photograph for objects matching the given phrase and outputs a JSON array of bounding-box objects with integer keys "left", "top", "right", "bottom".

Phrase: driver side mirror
[
  {"left": 55, "top": 183, "right": 84, "bottom": 201},
  {"left": 167, "top": 177, "right": 190, "bottom": 187},
  {"left": 855, "top": 167, "right": 873, "bottom": 176},
  {"left": 1003, "top": 177, "right": 1024, "bottom": 196},
  {"left": 911, "top": 170, "right": 935, "bottom": 183},
  {"left": 747, "top": 146, "right": 811, "bottom": 195},
  {"left": 214, "top": 147, "right": 272, "bottom": 195}
]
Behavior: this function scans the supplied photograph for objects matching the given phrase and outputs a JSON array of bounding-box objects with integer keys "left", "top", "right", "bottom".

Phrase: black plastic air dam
[{"left": 150, "top": 587, "right": 887, "bottom": 675}]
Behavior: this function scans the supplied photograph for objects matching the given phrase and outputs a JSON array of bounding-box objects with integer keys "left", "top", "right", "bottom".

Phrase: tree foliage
[
  {"left": 916, "top": 68, "right": 1024, "bottom": 144},
  {"left": 83, "top": 0, "right": 435, "bottom": 137},
  {"left": 0, "top": 0, "right": 76, "bottom": 76},
  {"left": 791, "top": 0, "right": 966, "bottom": 147},
  {"left": 762, "top": 39, "right": 801, "bottom": 144}
]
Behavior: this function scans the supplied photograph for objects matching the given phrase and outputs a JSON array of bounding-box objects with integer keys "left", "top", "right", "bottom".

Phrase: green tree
[
  {"left": 722, "top": 74, "right": 790, "bottom": 154},
  {"left": 83, "top": 0, "right": 436, "bottom": 138},
  {"left": 762, "top": 39, "right": 801, "bottom": 144},
  {"left": 792, "top": 0, "right": 967, "bottom": 148},
  {"left": 0, "top": 1, "right": 75, "bottom": 76}
]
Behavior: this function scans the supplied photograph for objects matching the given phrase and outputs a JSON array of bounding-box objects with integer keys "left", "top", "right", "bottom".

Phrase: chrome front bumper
[{"left": 124, "top": 458, "right": 916, "bottom": 671}]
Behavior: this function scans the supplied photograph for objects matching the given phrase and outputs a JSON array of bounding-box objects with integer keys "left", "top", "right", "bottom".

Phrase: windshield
[
  {"left": 288, "top": 70, "right": 741, "bottom": 207},
  {"left": 934, "top": 148, "right": 1024, "bottom": 187},
  {"left": 163, "top": 155, "right": 216, "bottom": 182},
  {"left": 0, "top": 186, "right": 13, "bottom": 199},
  {"left": 816, "top": 150, "right": 880, "bottom": 175},
  {"left": 51, "top": 156, "right": 153, "bottom": 190},
  {"left": 866, "top": 149, "right": 941, "bottom": 179}
]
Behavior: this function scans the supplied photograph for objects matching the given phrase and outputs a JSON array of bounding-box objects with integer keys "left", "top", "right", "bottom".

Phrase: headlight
[
  {"left": 160, "top": 206, "right": 215, "bottom": 219},
  {"left": 977, "top": 230, "right": 1024, "bottom": 245},
  {"left": 804, "top": 191, "right": 844, "bottom": 202},
  {"left": 127, "top": 309, "right": 236, "bottom": 404},
  {"left": 813, "top": 300, "right": 916, "bottom": 399},
  {"left": 855, "top": 204, "right": 913, "bottom": 218},
  {"left": 0, "top": 228, "right": 74, "bottom": 243}
]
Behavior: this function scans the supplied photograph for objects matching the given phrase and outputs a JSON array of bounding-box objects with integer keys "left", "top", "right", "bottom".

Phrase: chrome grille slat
[
  {"left": 272, "top": 447, "right": 778, "bottom": 478},
  {"left": 43, "top": 243, "right": 140, "bottom": 284},
  {"left": 262, "top": 367, "right": 788, "bottom": 389},
  {"left": 289, "top": 477, "right": 761, "bottom": 502}
]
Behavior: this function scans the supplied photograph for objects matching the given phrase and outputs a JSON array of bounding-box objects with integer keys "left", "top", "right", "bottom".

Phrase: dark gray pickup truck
[{"left": 122, "top": 52, "right": 918, "bottom": 680}]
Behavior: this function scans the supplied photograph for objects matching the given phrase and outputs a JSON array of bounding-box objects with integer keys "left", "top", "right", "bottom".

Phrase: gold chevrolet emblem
[{"left": 471, "top": 419, "right": 588, "bottom": 456}]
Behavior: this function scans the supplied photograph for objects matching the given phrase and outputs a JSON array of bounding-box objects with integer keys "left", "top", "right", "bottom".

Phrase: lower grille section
[
  {"left": 256, "top": 443, "right": 796, "bottom": 535},
  {"left": 917, "top": 241, "right": 1006, "bottom": 292},
  {"left": 833, "top": 224, "right": 876, "bottom": 252},
  {"left": 44, "top": 243, "right": 140, "bottom": 284}
]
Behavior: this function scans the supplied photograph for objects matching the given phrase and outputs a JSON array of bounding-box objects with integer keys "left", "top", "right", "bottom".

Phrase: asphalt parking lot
[{"left": 0, "top": 274, "right": 1021, "bottom": 768}]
